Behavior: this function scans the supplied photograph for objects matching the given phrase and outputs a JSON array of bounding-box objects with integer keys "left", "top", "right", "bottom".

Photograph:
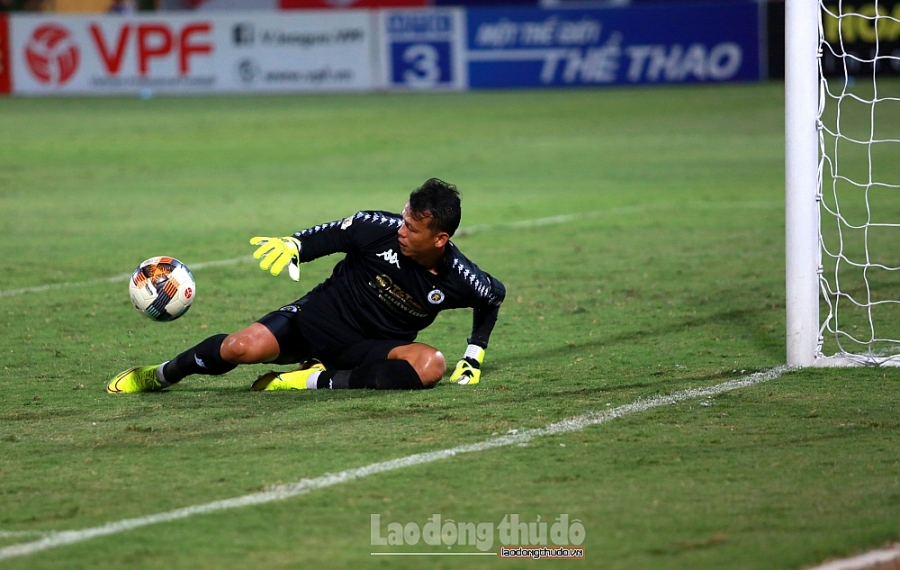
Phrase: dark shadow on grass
[
  {"left": 100, "top": 307, "right": 785, "bottom": 432},
  {"left": 488, "top": 306, "right": 783, "bottom": 368}
]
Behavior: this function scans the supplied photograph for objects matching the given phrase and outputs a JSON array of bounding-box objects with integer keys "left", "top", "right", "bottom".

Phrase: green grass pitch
[{"left": 0, "top": 83, "right": 899, "bottom": 569}]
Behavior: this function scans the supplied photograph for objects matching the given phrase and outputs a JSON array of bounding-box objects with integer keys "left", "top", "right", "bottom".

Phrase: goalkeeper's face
[{"left": 398, "top": 204, "right": 448, "bottom": 264}]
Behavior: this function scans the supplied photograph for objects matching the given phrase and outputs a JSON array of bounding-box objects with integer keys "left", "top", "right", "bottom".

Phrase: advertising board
[
  {"left": 10, "top": 12, "right": 373, "bottom": 95},
  {"left": 282, "top": 0, "right": 426, "bottom": 9},
  {"left": 4, "top": 4, "right": 764, "bottom": 95},
  {"left": 821, "top": 0, "right": 900, "bottom": 77},
  {"left": 0, "top": 16, "right": 10, "bottom": 94},
  {"left": 465, "top": 3, "right": 761, "bottom": 88},
  {"left": 378, "top": 8, "right": 466, "bottom": 90}
]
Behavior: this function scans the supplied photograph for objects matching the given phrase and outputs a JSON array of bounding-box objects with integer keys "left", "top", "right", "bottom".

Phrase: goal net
[
  {"left": 787, "top": 0, "right": 900, "bottom": 366},
  {"left": 818, "top": 0, "right": 900, "bottom": 364}
]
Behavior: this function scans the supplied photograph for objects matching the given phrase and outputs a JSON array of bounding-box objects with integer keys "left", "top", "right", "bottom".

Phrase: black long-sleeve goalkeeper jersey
[{"left": 290, "top": 210, "right": 505, "bottom": 351}]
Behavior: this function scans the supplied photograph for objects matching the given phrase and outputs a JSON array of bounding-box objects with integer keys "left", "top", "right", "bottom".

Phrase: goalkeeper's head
[{"left": 408, "top": 178, "right": 462, "bottom": 238}]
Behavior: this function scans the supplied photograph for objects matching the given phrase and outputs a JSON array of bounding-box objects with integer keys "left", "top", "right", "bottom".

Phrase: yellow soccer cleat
[
  {"left": 251, "top": 362, "right": 326, "bottom": 391},
  {"left": 107, "top": 365, "right": 166, "bottom": 394}
]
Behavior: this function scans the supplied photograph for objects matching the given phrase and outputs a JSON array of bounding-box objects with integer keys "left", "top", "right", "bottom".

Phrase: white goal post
[
  {"left": 786, "top": 0, "right": 900, "bottom": 366},
  {"left": 785, "top": 0, "right": 821, "bottom": 367}
]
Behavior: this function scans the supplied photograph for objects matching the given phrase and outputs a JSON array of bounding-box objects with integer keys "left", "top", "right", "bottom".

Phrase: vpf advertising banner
[
  {"left": 465, "top": 2, "right": 762, "bottom": 88},
  {"left": 282, "top": 0, "right": 426, "bottom": 9},
  {"left": 10, "top": 12, "right": 373, "bottom": 95}
]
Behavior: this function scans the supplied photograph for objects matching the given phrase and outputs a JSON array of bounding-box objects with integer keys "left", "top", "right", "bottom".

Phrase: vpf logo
[{"left": 25, "top": 24, "right": 79, "bottom": 85}]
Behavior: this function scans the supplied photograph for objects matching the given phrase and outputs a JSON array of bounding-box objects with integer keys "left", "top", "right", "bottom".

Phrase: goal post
[
  {"left": 785, "top": 0, "right": 821, "bottom": 367},
  {"left": 786, "top": 0, "right": 900, "bottom": 366}
]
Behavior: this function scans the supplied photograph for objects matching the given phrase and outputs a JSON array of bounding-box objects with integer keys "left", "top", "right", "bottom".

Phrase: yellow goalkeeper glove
[
  {"left": 449, "top": 344, "right": 485, "bottom": 385},
  {"left": 250, "top": 236, "right": 302, "bottom": 281}
]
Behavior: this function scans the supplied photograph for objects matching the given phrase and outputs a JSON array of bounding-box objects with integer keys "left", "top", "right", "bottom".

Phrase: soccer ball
[{"left": 129, "top": 256, "right": 195, "bottom": 321}]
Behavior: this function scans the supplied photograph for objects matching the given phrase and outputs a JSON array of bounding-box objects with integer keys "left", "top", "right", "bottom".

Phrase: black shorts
[{"left": 257, "top": 307, "right": 410, "bottom": 369}]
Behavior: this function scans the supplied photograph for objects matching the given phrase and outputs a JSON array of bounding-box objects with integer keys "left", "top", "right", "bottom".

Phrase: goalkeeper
[{"left": 108, "top": 178, "right": 505, "bottom": 393}]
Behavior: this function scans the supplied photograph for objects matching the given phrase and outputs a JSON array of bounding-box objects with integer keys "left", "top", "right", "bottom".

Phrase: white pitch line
[
  {"left": 808, "top": 545, "right": 900, "bottom": 570},
  {"left": 0, "top": 365, "right": 790, "bottom": 562},
  {"left": 0, "top": 200, "right": 779, "bottom": 300},
  {"left": 454, "top": 200, "right": 779, "bottom": 236},
  {"left": 0, "top": 257, "right": 248, "bottom": 299}
]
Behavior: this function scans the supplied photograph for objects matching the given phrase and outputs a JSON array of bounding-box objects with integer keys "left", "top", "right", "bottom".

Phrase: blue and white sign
[
  {"left": 466, "top": 3, "right": 761, "bottom": 88},
  {"left": 379, "top": 9, "right": 466, "bottom": 90}
]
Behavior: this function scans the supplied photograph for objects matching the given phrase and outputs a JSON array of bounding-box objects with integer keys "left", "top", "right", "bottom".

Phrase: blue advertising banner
[
  {"left": 379, "top": 9, "right": 467, "bottom": 90},
  {"left": 466, "top": 3, "right": 761, "bottom": 88}
]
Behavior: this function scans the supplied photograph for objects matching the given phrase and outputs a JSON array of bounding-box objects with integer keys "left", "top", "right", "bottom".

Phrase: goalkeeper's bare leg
[
  {"left": 251, "top": 334, "right": 446, "bottom": 391},
  {"left": 221, "top": 324, "right": 447, "bottom": 389},
  {"left": 108, "top": 323, "right": 445, "bottom": 393}
]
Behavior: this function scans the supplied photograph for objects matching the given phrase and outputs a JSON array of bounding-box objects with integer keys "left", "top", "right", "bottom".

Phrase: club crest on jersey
[
  {"left": 427, "top": 289, "right": 446, "bottom": 305},
  {"left": 376, "top": 249, "right": 401, "bottom": 269},
  {"left": 341, "top": 216, "right": 354, "bottom": 230}
]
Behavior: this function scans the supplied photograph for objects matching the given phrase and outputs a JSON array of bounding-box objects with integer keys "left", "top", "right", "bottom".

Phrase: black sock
[
  {"left": 317, "top": 360, "right": 424, "bottom": 390},
  {"left": 317, "top": 369, "right": 350, "bottom": 390},
  {"left": 161, "top": 334, "right": 237, "bottom": 384}
]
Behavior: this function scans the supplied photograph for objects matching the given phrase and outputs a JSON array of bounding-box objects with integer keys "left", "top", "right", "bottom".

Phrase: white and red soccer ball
[{"left": 129, "top": 257, "right": 195, "bottom": 322}]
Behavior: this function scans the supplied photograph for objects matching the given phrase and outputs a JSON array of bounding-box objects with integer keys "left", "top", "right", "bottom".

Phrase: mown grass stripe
[
  {"left": 0, "top": 200, "right": 779, "bottom": 300},
  {"left": 0, "top": 366, "right": 789, "bottom": 562}
]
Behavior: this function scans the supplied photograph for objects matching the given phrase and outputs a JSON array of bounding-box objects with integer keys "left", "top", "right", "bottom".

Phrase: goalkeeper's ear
[{"left": 433, "top": 231, "right": 450, "bottom": 249}]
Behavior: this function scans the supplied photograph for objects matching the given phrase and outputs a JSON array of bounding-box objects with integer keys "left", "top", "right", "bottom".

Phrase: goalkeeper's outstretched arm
[
  {"left": 249, "top": 214, "right": 360, "bottom": 280},
  {"left": 450, "top": 278, "right": 505, "bottom": 385}
]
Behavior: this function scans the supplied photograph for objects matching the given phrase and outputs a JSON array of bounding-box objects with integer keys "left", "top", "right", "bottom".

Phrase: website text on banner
[
  {"left": 464, "top": 2, "right": 761, "bottom": 88},
  {"left": 9, "top": 12, "right": 373, "bottom": 95}
]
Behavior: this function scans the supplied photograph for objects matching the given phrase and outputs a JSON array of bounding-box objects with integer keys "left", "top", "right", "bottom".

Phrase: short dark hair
[{"left": 408, "top": 178, "right": 462, "bottom": 237}]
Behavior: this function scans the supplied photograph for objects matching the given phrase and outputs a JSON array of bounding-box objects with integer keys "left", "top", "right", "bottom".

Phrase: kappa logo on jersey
[
  {"left": 427, "top": 289, "right": 445, "bottom": 305},
  {"left": 376, "top": 249, "right": 401, "bottom": 269}
]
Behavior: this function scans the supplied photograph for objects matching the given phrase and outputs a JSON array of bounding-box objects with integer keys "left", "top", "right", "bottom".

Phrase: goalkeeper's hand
[
  {"left": 250, "top": 236, "right": 302, "bottom": 281},
  {"left": 449, "top": 344, "right": 485, "bottom": 385}
]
